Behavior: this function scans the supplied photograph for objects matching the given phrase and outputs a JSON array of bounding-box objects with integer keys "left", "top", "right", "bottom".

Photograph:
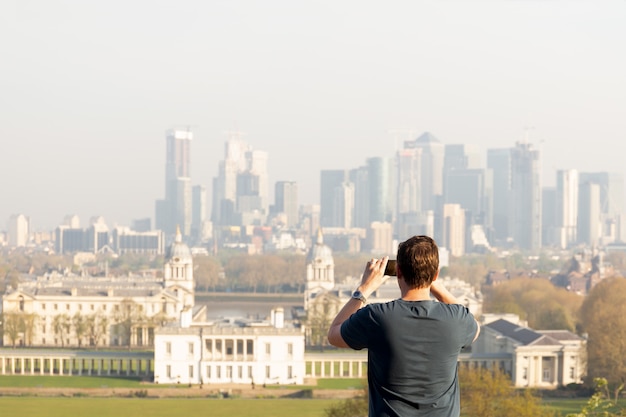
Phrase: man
[{"left": 327, "top": 235, "right": 479, "bottom": 417}]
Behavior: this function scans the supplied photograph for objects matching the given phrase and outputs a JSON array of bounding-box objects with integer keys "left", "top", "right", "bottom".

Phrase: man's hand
[
  {"left": 358, "top": 256, "right": 390, "bottom": 298},
  {"left": 429, "top": 280, "right": 461, "bottom": 304}
]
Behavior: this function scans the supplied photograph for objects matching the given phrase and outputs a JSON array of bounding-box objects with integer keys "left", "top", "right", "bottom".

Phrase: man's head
[{"left": 396, "top": 235, "right": 439, "bottom": 289}]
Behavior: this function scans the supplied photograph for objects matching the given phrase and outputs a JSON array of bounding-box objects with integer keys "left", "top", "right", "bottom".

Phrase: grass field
[
  {"left": 0, "top": 397, "right": 338, "bottom": 417},
  {"left": 0, "top": 375, "right": 365, "bottom": 390},
  {"left": 0, "top": 375, "right": 593, "bottom": 416}
]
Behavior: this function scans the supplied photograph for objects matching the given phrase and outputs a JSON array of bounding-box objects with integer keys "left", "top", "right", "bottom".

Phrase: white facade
[
  {"left": 471, "top": 317, "right": 586, "bottom": 388},
  {"left": 442, "top": 204, "right": 466, "bottom": 257},
  {"left": 7, "top": 214, "right": 29, "bottom": 247},
  {"left": 154, "top": 319, "right": 305, "bottom": 385},
  {"left": 2, "top": 229, "right": 193, "bottom": 348}
]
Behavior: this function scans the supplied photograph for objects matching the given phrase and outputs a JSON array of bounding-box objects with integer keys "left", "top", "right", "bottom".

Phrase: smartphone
[{"left": 384, "top": 259, "right": 397, "bottom": 276}]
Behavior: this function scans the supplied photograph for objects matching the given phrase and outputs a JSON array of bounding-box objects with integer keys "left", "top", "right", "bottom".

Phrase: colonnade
[{"left": 0, "top": 350, "right": 153, "bottom": 377}]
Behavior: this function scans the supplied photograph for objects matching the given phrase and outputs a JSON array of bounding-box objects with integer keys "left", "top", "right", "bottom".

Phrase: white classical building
[
  {"left": 2, "top": 229, "right": 195, "bottom": 348},
  {"left": 469, "top": 315, "right": 586, "bottom": 388},
  {"left": 153, "top": 309, "right": 305, "bottom": 385}
]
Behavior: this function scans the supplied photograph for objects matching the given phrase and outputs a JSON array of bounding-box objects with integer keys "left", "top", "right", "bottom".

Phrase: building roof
[
  {"left": 414, "top": 131, "right": 440, "bottom": 144},
  {"left": 166, "top": 226, "right": 192, "bottom": 263},
  {"left": 485, "top": 318, "right": 581, "bottom": 347},
  {"left": 306, "top": 229, "right": 333, "bottom": 264}
]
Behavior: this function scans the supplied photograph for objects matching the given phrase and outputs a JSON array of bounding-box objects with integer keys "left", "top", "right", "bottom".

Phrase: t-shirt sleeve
[
  {"left": 340, "top": 306, "right": 377, "bottom": 350},
  {"left": 458, "top": 306, "right": 478, "bottom": 348}
]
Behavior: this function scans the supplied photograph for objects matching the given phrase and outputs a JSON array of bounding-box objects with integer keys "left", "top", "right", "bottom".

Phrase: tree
[
  {"left": 73, "top": 312, "right": 88, "bottom": 347},
  {"left": 2, "top": 311, "right": 24, "bottom": 348},
  {"left": 113, "top": 298, "right": 145, "bottom": 347},
  {"left": 324, "top": 368, "right": 554, "bottom": 417},
  {"left": 52, "top": 313, "right": 72, "bottom": 347},
  {"left": 306, "top": 294, "right": 340, "bottom": 349},
  {"left": 580, "top": 277, "right": 626, "bottom": 389},
  {"left": 460, "top": 366, "right": 555, "bottom": 417},
  {"left": 86, "top": 312, "right": 109, "bottom": 347},
  {"left": 193, "top": 256, "right": 222, "bottom": 291},
  {"left": 484, "top": 277, "right": 583, "bottom": 331},
  {"left": 567, "top": 377, "right": 625, "bottom": 417},
  {"left": 21, "top": 313, "right": 38, "bottom": 346}
]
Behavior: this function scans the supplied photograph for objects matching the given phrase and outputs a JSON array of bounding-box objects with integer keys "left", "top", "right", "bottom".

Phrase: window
[
  {"left": 166, "top": 365, "right": 171, "bottom": 378},
  {"left": 90, "top": 304, "right": 94, "bottom": 311},
  {"left": 103, "top": 304, "right": 107, "bottom": 311},
  {"left": 216, "top": 366, "right": 221, "bottom": 379},
  {"left": 188, "top": 342, "right": 194, "bottom": 355},
  {"left": 54, "top": 304, "right": 58, "bottom": 310},
  {"left": 166, "top": 342, "right": 172, "bottom": 354},
  {"left": 265, "top": 365, "right": 271, "bottom": 378},
  {"left": 237, "top": 340, "right": 244, "bottom": 355},
  {"left": 66, "top": 304, "right": 70, "bottom": 310},
  {"left": 42, "top": 303, "right": 46, "bottom": 310},
  {"left": 78, "top": 304, "right": 82, "bottom": 311},
  {"left": 205, "top": 339, "right": 213, "bottom": 351},
  {"left": 189, "top": 365, "right": 194, "bottom": 378},
  {"left": 246, "top": 340, "right": 253, "bottom": 355},
  {"left": 265, "top": 343, "right": 271, "bottom": 355},
  {"left": 206, "top": 366, "right": 211, "bottom": 379},
  {"left": 19, "top": 296, "right": 24, "bottom": 311},
  {"left": 569, "top": 367, "right": 575, "bottom": 379},
  {"left": 287, "top": 343, "right": 293, "bottom": 356},
  {"left": 226, "top": 366, "right": 232, "bottom": 379},
  {"left": 522, "top": 367, "right": 528, "bottom": 379},
  {"left": 238, "top": 366, "right": 243, "bottom": 379},
  {"left": 288, "top": 366, "right": 293, "bottom": 379}
]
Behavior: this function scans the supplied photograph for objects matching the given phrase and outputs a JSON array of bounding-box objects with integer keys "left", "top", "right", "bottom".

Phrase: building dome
[
  {"left": 166, "top": 226, "right": 192, "bottom": 264},
  {"left": 307, "top": 229, "right": 334, "bottom": 264}
]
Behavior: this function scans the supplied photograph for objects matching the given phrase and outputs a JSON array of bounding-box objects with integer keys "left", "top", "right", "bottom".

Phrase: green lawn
[
  {"left": 0, "top": 375, "right": 146, "bottom": 388},
  {"left": 0, "top": 397, "right": 338, "bottom": 417}
]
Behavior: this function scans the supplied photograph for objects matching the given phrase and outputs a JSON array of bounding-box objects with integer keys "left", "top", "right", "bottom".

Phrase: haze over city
[{"left": 1, "top": 1, "right": 625, "bottom": 230}]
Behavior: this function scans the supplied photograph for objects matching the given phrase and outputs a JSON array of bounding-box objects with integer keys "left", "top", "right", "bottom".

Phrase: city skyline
[{"left": 2, "top": 1, "right": 625, "bottom": 230}]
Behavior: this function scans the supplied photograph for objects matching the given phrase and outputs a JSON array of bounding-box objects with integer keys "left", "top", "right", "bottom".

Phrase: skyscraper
[
  {"left": 156, "top": 129, "right": 193, "bottom": 236},
  {"left": 442, "top": 203, "right": 466, "bottom": 257},
  {"left": 211, "top": 136, "right": 269, "bottom": 227},
  {"left": 555, "top": 169, "right": 579, "bottom": 248},
  {"left": 274, "top": 181, "right": 299, "bottom": 228},
  {"left": 510, "top": 141, "right": 542, "bottom": 250},
  {"left": 487, "top": 148, "right": 513, "bottom": 243},
  {"left": 366, "top": 157, "right": 395, "bottom": 225},
  {"left": 7, "top": 214, "right": 29, "bottom": 247},
  {"left": 578, "top": 172, "right": 625, "bottom": 244},
  {"left": 411, "top": 132, "right": 445, "bottom": 212},
  {"left": 320, "top": 170, "right": 348, "bottom": 227},
  {"left": 578, "top": 182, "right": 601, "bottom": 246}
]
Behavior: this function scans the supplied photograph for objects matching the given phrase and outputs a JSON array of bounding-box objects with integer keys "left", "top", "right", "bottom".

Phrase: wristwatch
[{"left": 352, "top": 290, "right": 367, "bottom": 304}]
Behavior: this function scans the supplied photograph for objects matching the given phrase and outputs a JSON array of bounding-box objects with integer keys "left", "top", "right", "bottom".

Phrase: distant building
[
  {"left": 2, "top": 229, "right": 193, "bottom": 348},
  {"left": 111, "top": 227, "right": 165, "bottom": 255},
  {"left": 155, "top": 129, "right": 193, "bottom": 237},
  {"left": 7, "top": 214, "right": 30, "bottom": 247},
  {"left": 469, "top": 316, "right": 586, "bottom": 388},
  {"left": 154, "top": 309, "right": 305, "bottom": 385}
]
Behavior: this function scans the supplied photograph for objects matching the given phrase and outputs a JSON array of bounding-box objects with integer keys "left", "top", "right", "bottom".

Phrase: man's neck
[{"left": 400, "top": 285, "right": 432, "bottom": 301}]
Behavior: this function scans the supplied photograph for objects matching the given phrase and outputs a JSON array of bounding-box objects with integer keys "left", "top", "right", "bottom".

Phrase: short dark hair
[{"left": 396, "top": 235, "right": 439, "bottom": 289}]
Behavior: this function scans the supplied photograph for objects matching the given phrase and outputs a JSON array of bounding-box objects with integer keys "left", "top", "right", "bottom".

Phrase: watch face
[{"left": 352, "top": 291, "right": 366, "bottom": 302}]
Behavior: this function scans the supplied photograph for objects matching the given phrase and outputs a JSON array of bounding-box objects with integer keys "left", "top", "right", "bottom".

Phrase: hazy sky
[{"left": 1, "top": 0, "right": 625, "bottom": 231}]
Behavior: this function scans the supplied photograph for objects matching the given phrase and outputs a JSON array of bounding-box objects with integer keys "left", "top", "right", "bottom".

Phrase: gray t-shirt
[{"left": 341, "top": 299, "right": 477, "bottom": 417}]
